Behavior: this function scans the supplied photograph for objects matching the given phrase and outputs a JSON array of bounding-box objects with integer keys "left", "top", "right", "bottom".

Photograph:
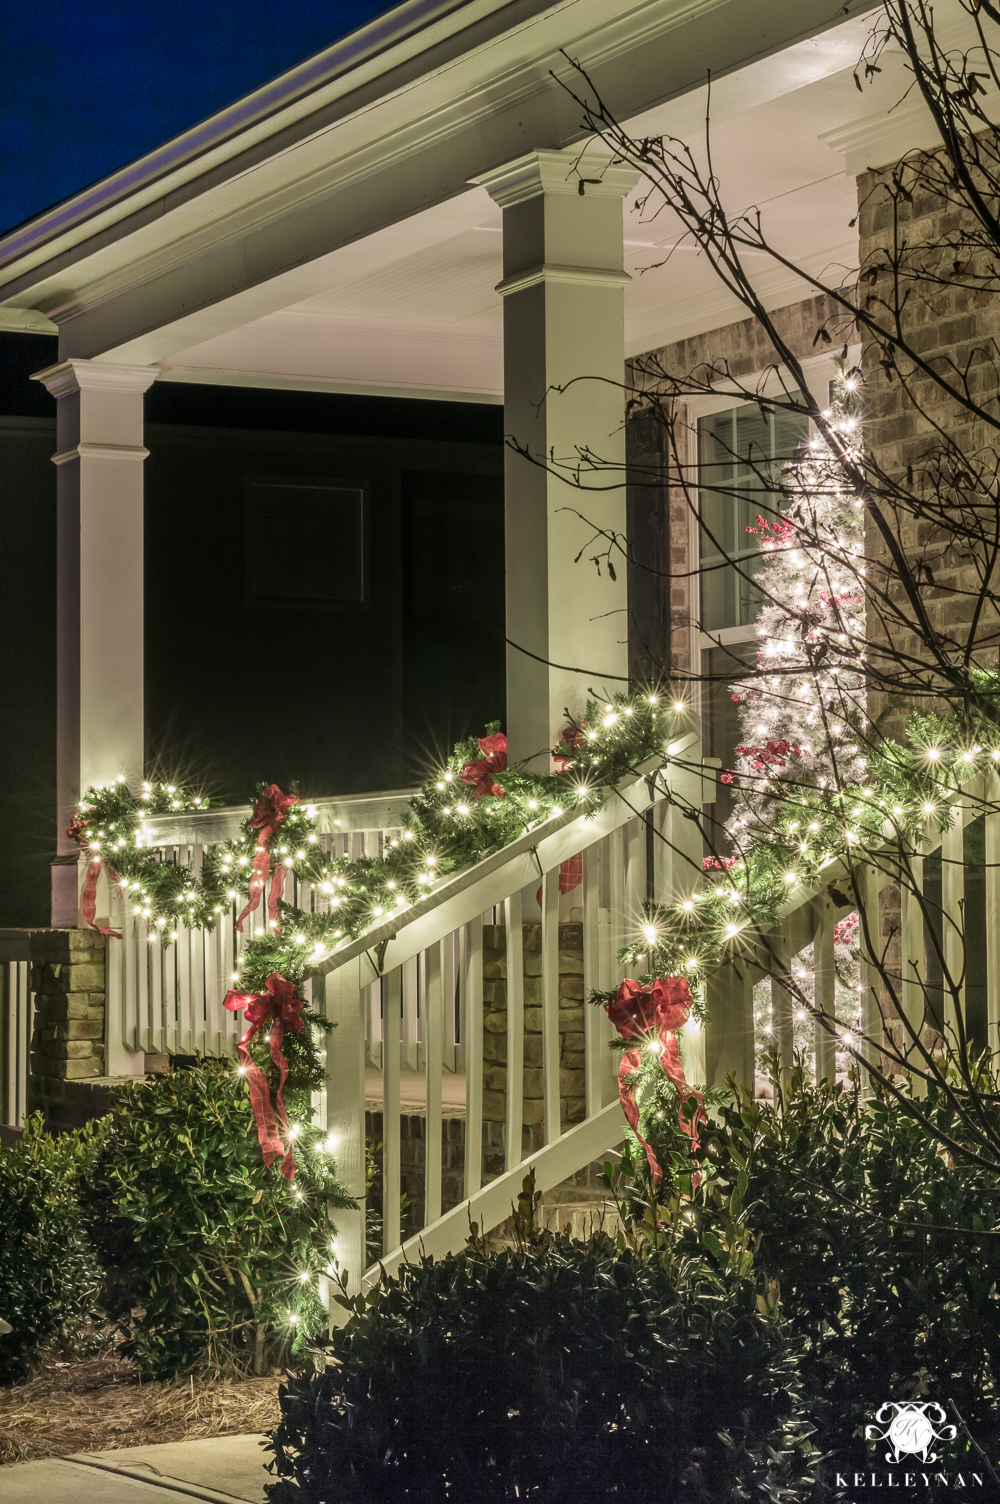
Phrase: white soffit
[
  {"left": 158, "top": 15, "right": 875, "bottom": 400},
  {"left": 2, "top": 0, "right": 936, "bottom": 400}
]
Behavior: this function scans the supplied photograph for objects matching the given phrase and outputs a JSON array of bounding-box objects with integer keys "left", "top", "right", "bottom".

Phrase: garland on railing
[
  {"left": 614, "top": 687, "right": 1000, "bottom": 995},
  {"left": 68, "top": 692, "right": 674, "bottom": 993}
]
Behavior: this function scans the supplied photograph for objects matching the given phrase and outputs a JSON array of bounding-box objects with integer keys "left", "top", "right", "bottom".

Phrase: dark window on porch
[
  {"left": 245, "top": 481, "right": 365, "bottom": 606},
  {"left": 401, "top": 470, "right": 505, "bottom": 781}
]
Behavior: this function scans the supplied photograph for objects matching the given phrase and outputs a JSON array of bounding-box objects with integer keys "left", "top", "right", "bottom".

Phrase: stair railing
[
  {"left": 310, "top": 731, "right": 710, "bottom": 1301},
  {"left": 705, "top": 771, "right": 1000, "bottom": 1091}
]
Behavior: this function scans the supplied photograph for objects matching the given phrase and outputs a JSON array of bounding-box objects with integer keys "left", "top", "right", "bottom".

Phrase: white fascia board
[
  {"left": 0, "top": 0, "right": 881, "bottom": 360},
  {"left": 156, "top": 366, "right": 504, "bottom": 404},
  {"left": 0, "top": 0, "right": 506, "bottom": 282}
]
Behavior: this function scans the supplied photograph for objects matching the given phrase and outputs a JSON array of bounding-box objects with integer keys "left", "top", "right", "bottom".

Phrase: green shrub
[
  {"left": 83, "top": 1061, "right": 356, "bottom": 1379},
  {"left": 664, "top": 1065, "right": 1000, "bottom": 1487},
  {"left": 265, "top": 1232, "right": 817, "bottom": 1504},
  {"left": 0, "top": 1114, "right": 107, "bottom": 1383}
]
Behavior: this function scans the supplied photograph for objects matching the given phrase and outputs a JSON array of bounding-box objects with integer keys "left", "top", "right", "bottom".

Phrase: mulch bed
[{"left": 0, "top": 1354, "right": 281, "bottom": 1465}]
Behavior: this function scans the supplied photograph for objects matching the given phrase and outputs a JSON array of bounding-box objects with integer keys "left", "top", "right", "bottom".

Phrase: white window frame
[{"left": 683, "top": 347, "right": 860, "bottom": 719}]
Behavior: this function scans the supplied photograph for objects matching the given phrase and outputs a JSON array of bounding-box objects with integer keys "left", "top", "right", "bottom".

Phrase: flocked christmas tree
[{"left": 721, "top": 362, "right": 867, "bottom": 1073}]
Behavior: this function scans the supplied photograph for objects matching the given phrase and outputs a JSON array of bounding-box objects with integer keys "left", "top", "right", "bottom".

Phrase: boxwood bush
[
  {"left": 0, "top": 1114, "right": 107, "bottom": 1382},
  {"left": 661, "top": 1064, "right": 1000, "bottom": 1489},
  {"left": 265, "top": 1232, "right": 817, "bottom": 1504},
  {"left": 83, "top": 1061, "right": 356, "bottom": 1379}
]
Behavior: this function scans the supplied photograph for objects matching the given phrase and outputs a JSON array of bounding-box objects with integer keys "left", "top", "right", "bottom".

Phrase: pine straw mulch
[{"left": 0, "top": 1354, "right": 281, "bottom": 1466}]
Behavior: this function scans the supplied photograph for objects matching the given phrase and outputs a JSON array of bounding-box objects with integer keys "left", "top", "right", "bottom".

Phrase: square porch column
[
  {"left": 32, "top": 360, "right": 157, "bottom": 926},
  {"left": 477, "top": 149, "right": 639, "bottom": 769}
]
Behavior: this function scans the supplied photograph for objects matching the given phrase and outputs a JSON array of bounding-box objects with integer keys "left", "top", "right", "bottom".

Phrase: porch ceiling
[{"left": 0, "top": 0, "right": 950, "bottom": 400}]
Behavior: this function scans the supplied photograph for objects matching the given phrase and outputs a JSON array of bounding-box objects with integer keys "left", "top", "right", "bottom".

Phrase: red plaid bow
[
  {"left": 605, "top": 977, "right": 705, "bottom": 1188},
  {"left": 236, "top": 785, "right": 299, "bottom": 934}
]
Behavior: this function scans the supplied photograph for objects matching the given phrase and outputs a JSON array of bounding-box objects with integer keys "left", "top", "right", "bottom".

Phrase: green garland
[
  {"left": 71, "top": 692, "right": 672, "bottom": 1004},
  {"left": 74, "top": 675, "right": 1000, "bottom": 1099},
  {"left": 615, "top": 684, "right": 1000, "bottom": 994}
]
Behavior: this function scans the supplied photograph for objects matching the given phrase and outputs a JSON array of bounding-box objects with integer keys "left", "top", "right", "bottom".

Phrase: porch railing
[
  {"left": 91, "top": 788, "right": 418, "bottom": 1073},
  {"left": 89, "top": 737, "right": 711, "bottom": 1293},
  {"left": 708, "top": 770, "right": 1000, "bottom": 1089}
]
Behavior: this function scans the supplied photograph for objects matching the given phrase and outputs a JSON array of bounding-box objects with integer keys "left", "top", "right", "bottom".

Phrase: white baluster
[
  {"left": 422, "top": 941, "right": 444, "bottom": 1225},
  {"left": 504, "top": 891, "right": 525, "bottom": 1169},
  {"left": 461, "top": 916, "right": 484, "bottom": 1197},
  {"left": 382, "top": 971, "right": 402, "bottom": 1254},
  {"left": 540, "top": 868, "right": 561, "bottom": 1145},
  {"left": 771, "top": 925, "right": 793, "bottom": 1083},
  {"left": 856, "top": 861, "right": 882, "bottom": 1093},
  {"left": 402, "top": 955, "right": 419, "bottom": 1071},
  {"left": 941, "top": 799, "right": 965, "bottom": 1045},
  {"left": 582, "top": 845, "right": 606, "bottom": 1118},
  {"left": 986, "top": 769, "right": 1000, "bottom": 1062},
  {"left": 900, "top": 847, "right": 926, "bottom": 1094},
  {"left": 812, "top": 896, "right": 836, "bottom": 1083},
  {"left": 321, "top": 955, "right": 368, "bottom": 1310}
]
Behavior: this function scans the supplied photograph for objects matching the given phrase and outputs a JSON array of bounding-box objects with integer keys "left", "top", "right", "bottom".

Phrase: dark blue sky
[{"left": 1, "top": 1, "right": 396, "bottom": 234}]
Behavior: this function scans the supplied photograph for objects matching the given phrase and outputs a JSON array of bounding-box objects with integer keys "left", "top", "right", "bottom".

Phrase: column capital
[
  {"left": 31, "top": 358, "right": 159, "bottom": 400},
  {"left": 473, "top": 147, "right": 639, "bottom": 209}
]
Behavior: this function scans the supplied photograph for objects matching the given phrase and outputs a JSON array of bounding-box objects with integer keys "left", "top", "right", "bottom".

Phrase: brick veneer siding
[
  {"left": 855, "top": 156, "right": 1000, "bottom": 1058},
  {"left": 856, "top": 158, "right": 1000, "bottom": 733},
  {"left": 628, "top": 291, "right": 848, "bottom": 682}
]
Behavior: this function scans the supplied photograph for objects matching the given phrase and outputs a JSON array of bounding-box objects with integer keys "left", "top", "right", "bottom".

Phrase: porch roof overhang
[{"left": 0, "top": 0, "right": 911, "bottom": 403}]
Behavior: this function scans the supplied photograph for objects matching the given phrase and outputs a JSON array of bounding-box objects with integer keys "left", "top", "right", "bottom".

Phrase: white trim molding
[
  {"left": 496, "top": 262, "right": 632, "bottom": 297},
  {"left": 31, "top": 360, "right": 159, "bottom": 400}
]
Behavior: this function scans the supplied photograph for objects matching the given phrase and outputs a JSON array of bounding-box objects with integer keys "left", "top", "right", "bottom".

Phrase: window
[
  {"left": 245, "top": 481, "right": 365, "bottom": 607},
  {"left": 696, "top": 397, "right": 810, "bottom": 845},
  {"left": 698, "top": 401, "right": 809, "bottom": 632}
]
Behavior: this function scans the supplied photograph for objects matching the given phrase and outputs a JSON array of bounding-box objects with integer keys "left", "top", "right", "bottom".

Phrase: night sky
[{"left": 1, "top": 1, "right": 396, "bottom": 234}]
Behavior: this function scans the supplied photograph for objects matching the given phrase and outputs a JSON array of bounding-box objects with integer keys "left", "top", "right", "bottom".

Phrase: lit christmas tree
[{"left": 720, "top": 363, "right": 868, "bottom": 1072}]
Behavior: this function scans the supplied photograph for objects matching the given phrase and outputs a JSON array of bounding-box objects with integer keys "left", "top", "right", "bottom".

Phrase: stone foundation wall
[
  {"left": 482, "top": 920, "right": 586, "bottom": 1158},
  {"left": 26, "top": 927, "right": 111, "bottom": 1132}
]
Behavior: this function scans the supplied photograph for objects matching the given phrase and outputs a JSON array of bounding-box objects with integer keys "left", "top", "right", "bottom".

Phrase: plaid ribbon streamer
[{"left": 223, "top": 972, "right": 305, "bottom": 1180}]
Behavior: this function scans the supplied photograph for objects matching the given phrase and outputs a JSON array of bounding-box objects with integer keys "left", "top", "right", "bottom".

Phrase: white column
[
  {"left": 32, "top": 359, "right": 157, "bottom": 925},
  {"left": 477, "top": 150, "right": 639, "bottom": 769}
]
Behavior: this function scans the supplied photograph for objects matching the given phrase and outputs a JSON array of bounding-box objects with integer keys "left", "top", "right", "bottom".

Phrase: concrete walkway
[{"left": 2, "top": 1433, "right": 271, "bottom": 1503}]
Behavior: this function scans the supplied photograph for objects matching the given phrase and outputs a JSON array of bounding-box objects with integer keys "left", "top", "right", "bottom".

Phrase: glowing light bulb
[{"left": 643, "top": 924, "right": 658, "bottom": 944}]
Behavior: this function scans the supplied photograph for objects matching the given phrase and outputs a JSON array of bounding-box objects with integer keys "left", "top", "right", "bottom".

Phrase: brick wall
[
  {"left": 628, "top": 291, "right": 847, "bottom": 682},
  {"left": 855, "top": 156, "right": 1000, "bottom": 1058},
  {"left": 856, "top": 159, "right": 1000, "bottom": 735}
]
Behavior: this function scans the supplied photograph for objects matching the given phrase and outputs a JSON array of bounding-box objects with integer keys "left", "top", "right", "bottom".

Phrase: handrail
[
  {"left": 365, "top": 1101, "right": 624, "bottom": 1286},
  {"left": 769, "top": 775, "right": 988, "bottom": 936},
  {"left": 144, "top": 785, "right": 419, "bottom": 846},
  {"left": 313, "top": 733, "right": 702, "bottom": 985}
]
